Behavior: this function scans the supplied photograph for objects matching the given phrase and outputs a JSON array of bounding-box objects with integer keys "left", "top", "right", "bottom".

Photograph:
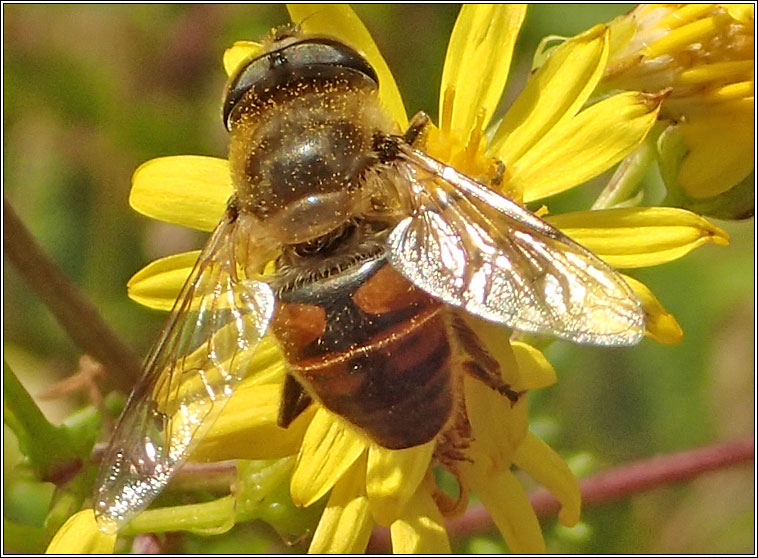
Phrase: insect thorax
[{"left": 228, "top": 78, "right": 394, "bottom": 245}]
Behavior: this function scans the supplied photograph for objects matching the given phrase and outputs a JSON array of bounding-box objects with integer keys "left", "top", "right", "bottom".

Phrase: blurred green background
[{"left": 4, "top": 4, "right": 754, "bottom": 554}]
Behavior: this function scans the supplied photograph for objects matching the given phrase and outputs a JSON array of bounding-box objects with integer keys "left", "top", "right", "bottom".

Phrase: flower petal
[
  {"left": 223, "top": 41, "right": 262, "bottom": 77},
  {"left": 463, "top": 375, "right": 528, "bottom": 469},
  {"left": 439, "top": 5, "right": 526, "bottom": 138},
  {"left": 490, "top": 24, "right": 609, "bottom": 163},
  {"left": 621, "top": 274, "right": 683, "bottom": 345},
  {"left": 454, "top": 317, "right": 555, "bottom": 389},
  {"left": 459, "top": 453, "right": 545, "bottom": 553},
  {"left": 130, "top": 156, "right": 232, "bottom": 231},
  {"left": 193, "top": 382, "right": 313, "bottom": 462},
  {"left": 127, "top": 251, "right": 197, "bottom": 310},
  {"left": 45, "top": 510, "right": 116, "bottom": 554},
  {"left": 457, "top": 314, "right": 527, "bottom": 383},
  {"left": 127, "top": 250, "right": 280, "bottom": 312},
  {"left": 290, "top": 409, "right": 367, "bottom": 507},
  {"left": 390, "top": 484, "right": 451, "bottom": 554},
  {"left": 511, "top": 341, "right": 557, "bottom": 389},
  {"left": 642, "top": 14, "right": 722, "bottom": 58},
  {"left": 287, "top": 4, "right": 407, "bottom": 128},
  {"left": 514, "top": 92, "right": 662, "bottom": 202},
  {"left": 546, "top": 207, "right": 729, "bottom": 268},
  {"left": 726, "top": 4, "right": 754, "bottom": 23},
  {"left": 657, "top": 121, "right": 754, "bottom": 219},
  {"left": 366, "top": 441, "right": 435, "bottom": 526},
  {"left": 513, "top": 431, "right": 581, "bottom": 527},
  {"left": 308, "top": 454, "right": 374, "bottom": 554},
  {"left": 677, "top": 107, "right": 755, "bottom": 198}
]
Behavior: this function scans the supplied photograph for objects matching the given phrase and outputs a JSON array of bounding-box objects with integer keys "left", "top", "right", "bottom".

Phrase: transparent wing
[
  {"left": 387, "top": 145, "right": 645, "bottom": 346},
  {"left": 94, "top": 210, "right": 276, "bottom": 533}
]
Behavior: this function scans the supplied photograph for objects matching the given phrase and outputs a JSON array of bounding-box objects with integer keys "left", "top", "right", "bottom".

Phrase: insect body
[{"left": 95, "top": 30, "right": 645, "bottom": 532}]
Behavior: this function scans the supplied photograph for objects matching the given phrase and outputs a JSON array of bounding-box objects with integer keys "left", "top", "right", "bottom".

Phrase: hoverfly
[{"left": 94, "top": 27, "right": 645, "bottom": 532}]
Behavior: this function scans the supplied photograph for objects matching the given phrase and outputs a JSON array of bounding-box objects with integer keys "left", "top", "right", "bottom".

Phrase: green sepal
[{"left": 236, "top": 458, "right": 325, "bottom": 542}]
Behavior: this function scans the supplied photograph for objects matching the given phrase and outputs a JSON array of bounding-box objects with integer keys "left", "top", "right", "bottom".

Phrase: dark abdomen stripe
[{"left": 292, "top": 306, "right": 454, "bottom": 449}]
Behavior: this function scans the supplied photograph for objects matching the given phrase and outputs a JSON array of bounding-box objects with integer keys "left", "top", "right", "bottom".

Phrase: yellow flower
[
  {"left": 114, "top": 4, "right": 728, "bottom": 553},
  {"left": 45, "top": 510, "right": 117, "bottom": 554},
  {"left": 601, "top": 4, "right": 754, "bottom": 212}
]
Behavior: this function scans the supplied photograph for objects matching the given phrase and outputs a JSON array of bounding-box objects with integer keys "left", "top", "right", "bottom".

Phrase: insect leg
[
  {"left": 277, "top": 373, "right": 313, "bottom": 428},
  {"left": 403, "top": 111, "right": 432, "bottom": 146},
  {"left": 449, "top": 314, "right": 523, "bottom": 404}
]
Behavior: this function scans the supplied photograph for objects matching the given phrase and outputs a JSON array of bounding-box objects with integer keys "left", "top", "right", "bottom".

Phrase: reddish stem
[{"left": 368, "top": 437, "right": 754, "bottom": 551}]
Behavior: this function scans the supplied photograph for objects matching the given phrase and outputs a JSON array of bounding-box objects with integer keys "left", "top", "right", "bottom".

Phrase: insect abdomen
[{"left": 271, "top": 257, "right": 454, "bottom": 449}]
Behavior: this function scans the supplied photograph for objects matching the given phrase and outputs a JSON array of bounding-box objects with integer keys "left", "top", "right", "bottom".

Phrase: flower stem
[
  {"left": 120, "top": 495, "right": 236, "bottom": 536},
  {"left": 3, "top": 361, "right": 81, "bottom": 480},
  {"left": 164, "top": 461, "right": 238, "bottom": 494},
  {"left": 3, "top": 197, "right": 140, "bottom": 392},
  {"left": 91, "top": 445, "right": 238, "bottom": 493}
]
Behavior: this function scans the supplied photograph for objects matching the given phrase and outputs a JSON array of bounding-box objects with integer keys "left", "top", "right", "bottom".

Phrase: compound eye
[
  {"left": 223, "top": 54, "right": 271, "bottom": 129},
  {"left": 223, "top": 38, "right": 378, "bottom": 130}
]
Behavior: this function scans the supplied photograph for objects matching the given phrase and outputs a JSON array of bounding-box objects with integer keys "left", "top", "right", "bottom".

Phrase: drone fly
[{"left": 94, "top": 28, "right": 644, "bottom": 531}]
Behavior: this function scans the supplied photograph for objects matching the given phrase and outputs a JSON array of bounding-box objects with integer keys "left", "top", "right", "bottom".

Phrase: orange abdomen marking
[{"left": 271, "top": 257, "right": 454, "bottom": 449}]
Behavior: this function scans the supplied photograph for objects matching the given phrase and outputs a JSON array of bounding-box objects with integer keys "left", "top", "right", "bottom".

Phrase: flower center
[{"left": 424, "top": 86, "right": 514, "bottom": 198}]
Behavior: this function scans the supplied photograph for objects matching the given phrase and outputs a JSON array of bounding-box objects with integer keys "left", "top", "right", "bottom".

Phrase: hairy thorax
[{"left": 228, "top": 83, "right": 395, "bottom": 245}]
